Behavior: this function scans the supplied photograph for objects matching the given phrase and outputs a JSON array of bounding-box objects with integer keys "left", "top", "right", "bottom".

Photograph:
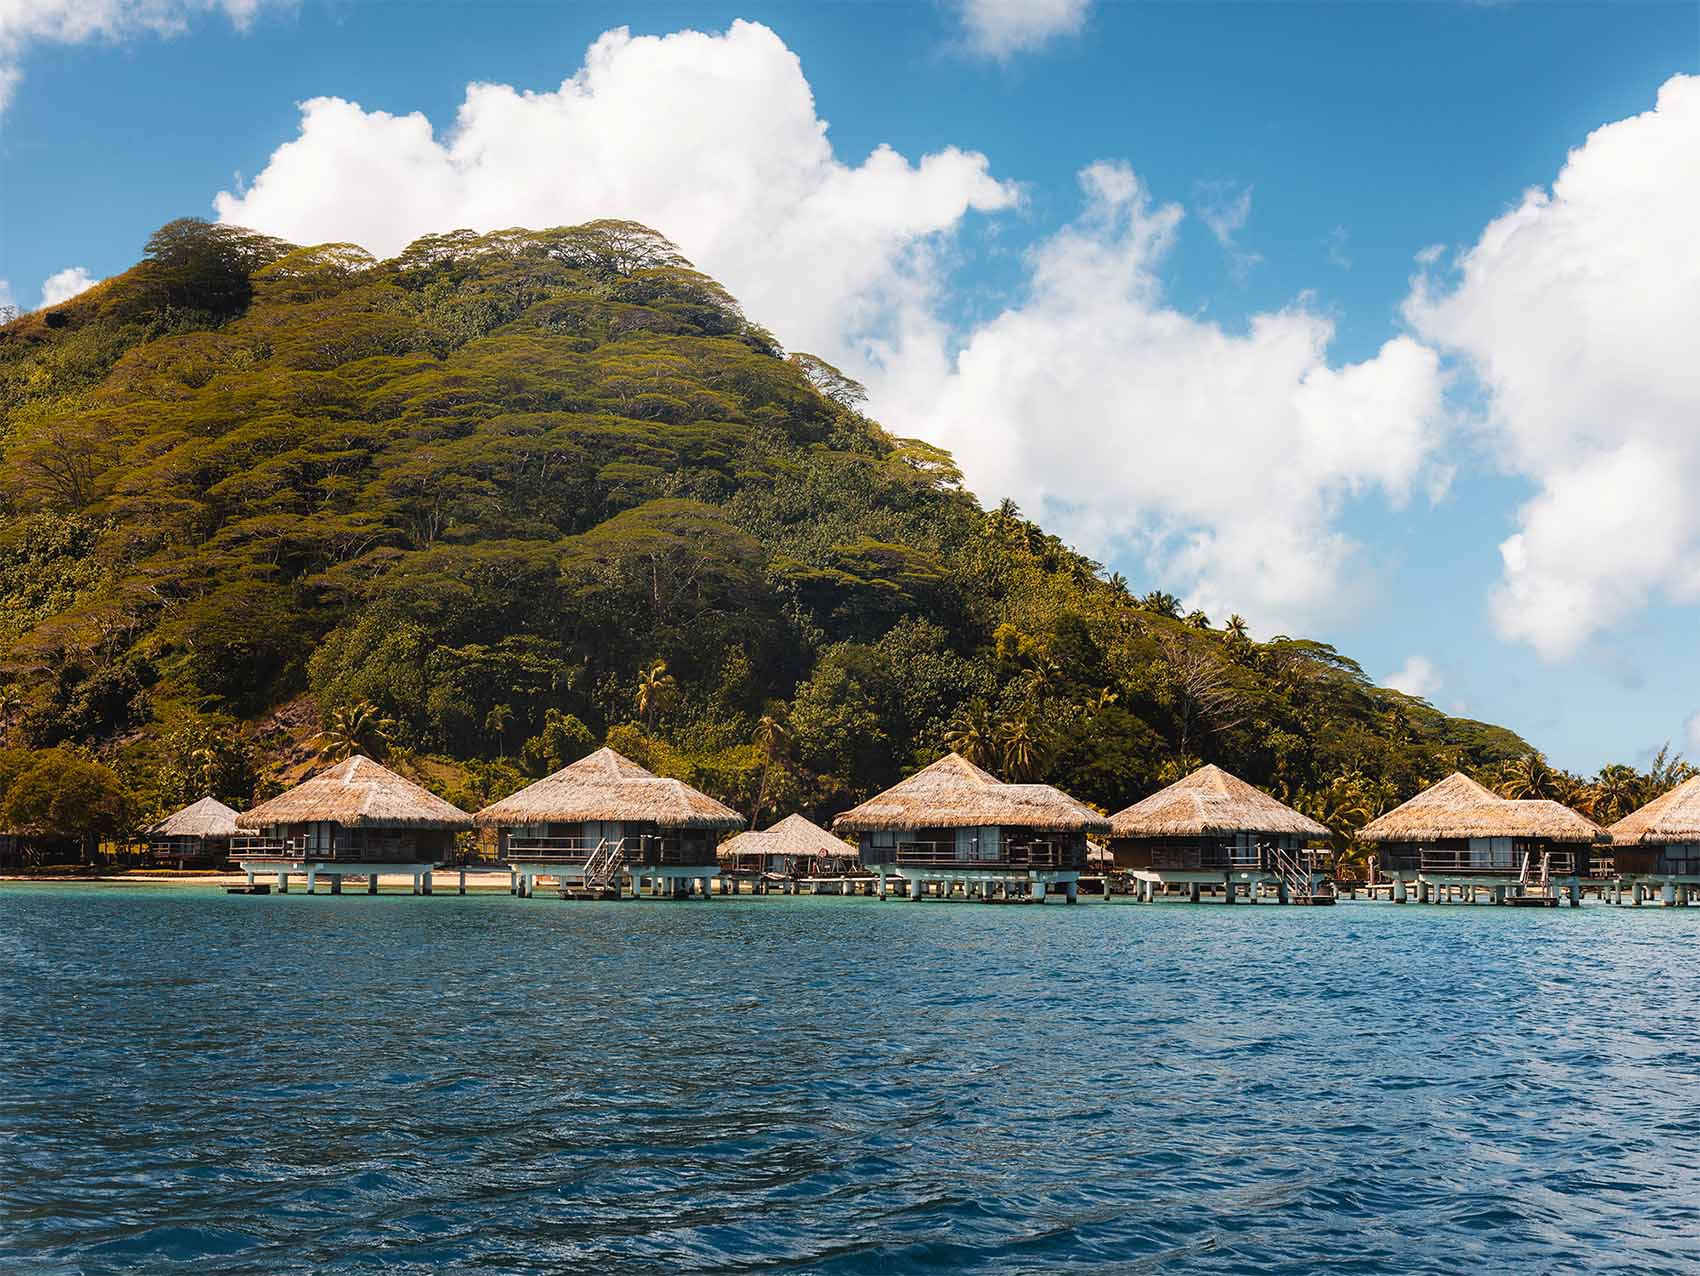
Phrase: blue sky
[{"left": 2, "top": 0, "right": 1697, "bottom": 774}]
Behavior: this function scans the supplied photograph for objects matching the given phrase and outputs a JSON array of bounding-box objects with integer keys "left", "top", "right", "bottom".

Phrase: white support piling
[
  {"left": 368, "top": 873, "right": 379, "bottom": 895},
  {"left": 1188, "top": 881, "right": 1200, "bottom": 904},
  {"left": 458, "top": 868, "right": 466, "bottom": 896},
  {"left": 1065, "top": 879, "right": 1078, "bottom": 905},
  {"left": 305, "top": 866, "right": 318, "bottom": 895},
  {"left": 1394, "top": 878, "right": 1408, "bottom": 904},
  {"left": 276, "top": 871, "right": 288, "bottom": 893}
]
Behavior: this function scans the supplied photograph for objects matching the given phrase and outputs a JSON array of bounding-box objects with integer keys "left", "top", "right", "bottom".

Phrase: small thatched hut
[
  {"left": 718, "top": 813, "right": 859, "bottom": 880},
  {"left": 1607, "top": 776, "right": 1700, "bottom": 903},
  {"left": 1357, "top": 772, "right": 1606, "bottom": 901},
  {"left": 475, "top": 747, "right": 744, "bottom": 898},
  {"left": 833, "top": 753, "right": 1108, "bottom": 902},
  {"left": 234, "top": 755, "right": 472, "bottom": 893},
  {"left": 1107, "top": 764, "right": 1331, "bottom": 903},
  {"left": 146, "top": 796, "right": 239, "bottom": 867}
]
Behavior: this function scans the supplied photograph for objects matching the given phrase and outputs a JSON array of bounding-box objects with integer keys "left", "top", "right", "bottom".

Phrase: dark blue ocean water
[{"left": 2, "top": 888, "right": 1697, "bottom": 1275}]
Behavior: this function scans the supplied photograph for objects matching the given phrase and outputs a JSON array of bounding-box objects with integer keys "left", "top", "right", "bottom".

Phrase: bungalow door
[
  {"left": 954, "top": 827, "right": 977, "bottom": 862},
  {"left": 583, "top": 821, "right": 622, "bottom": 855}
]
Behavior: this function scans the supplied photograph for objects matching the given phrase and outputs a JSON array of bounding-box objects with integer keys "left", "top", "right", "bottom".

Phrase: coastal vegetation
[{"left": 0, "top": 218, "right": 1680, "bottom": 861}]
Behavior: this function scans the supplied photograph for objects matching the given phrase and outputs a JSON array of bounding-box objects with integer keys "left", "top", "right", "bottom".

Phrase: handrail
[
  {"left": 1420, "top": 847, "right": 1575, "bottom": 876},
  {"left": 895, "top": 840, "right": 1065, "bottom": 868}
]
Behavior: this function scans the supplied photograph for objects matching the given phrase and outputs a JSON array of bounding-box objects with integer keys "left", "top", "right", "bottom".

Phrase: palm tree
[
  {"left": 484, "top": 703, "right": 514, "bottom": 759},
  {"left": 1184, "top": 609, "right": 1210, "bottom": 630},
  {"left": 944, "top": 700, "right": 997, "bottom": 768},
  {"left": 1497, "top": 752, "right": 1560, "bottom": 801},
  {"left": 750, "top": 703, "right": 793, "bottom": 823},
  {"left": 1585, "top": 763, "right": 1644, "bottom": 825},
  {"left": 999, "top": 715, "right": 1048, "bottom": 782},
  {"left": 1140, "top": 590, "right": 1181, "bottom": 618},
  {"left": 1224, "top": 615, "right": 1249, "bottom": 641},
  {"left": 313, "top": 700, "right": 398, "bottom": 761},
  {"left": 634, "top": 660, "right": 677, "bottom": 734}
]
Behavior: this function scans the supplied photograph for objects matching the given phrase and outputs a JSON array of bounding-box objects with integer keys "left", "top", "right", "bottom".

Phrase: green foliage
[
  {"left": 0, "top": 747, "right": 129, "bottom": 849},
  {"left": 0, "top": 216, "right": 1555, "bottom": 842}
]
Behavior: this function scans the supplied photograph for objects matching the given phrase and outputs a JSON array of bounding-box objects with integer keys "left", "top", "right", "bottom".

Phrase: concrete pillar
[
  {"left": 305, "top": 866, "right": 318, "bottom": 894},
  {"left": 1188, "top": 881, "right": 1200, "bottom": 904},
  {"left": 458, "top": 868, "right": 467, "bottom": 896},
  {"left": 1493, "top": 885, "right": 1505, "bottom": 905},
  {"left": 700, "top": 876, "right": 711, "bottom": 898},
  {"left": 1633, "top": 883, "right": 1644, "bottom": 906},
  {"left": 908, "top": 876, "right": 924, "bottom": 900},
  {"left": 1662, "top": 881, "right": 1677, "bottom": 906},
  {"left": 1394, "top": 878, "right": 1408, "bottom": 904},
  {"left": 368, "top": 873, "right": 378, "bottom": 895},
  {"left": 1223, "top": 875, "right": 1236, "bottom": 905},
  {"left": 330, "top": 874, "right": 342, "bottom": 896},
  {"left": 1569, "top": 882, "right": 1581, "bottom": 907},
  {"left": 1065, "top": 879, "right": 1078, "bottom": 904},
  {"left": 277, "top": 871, "right": 288, "bottom": 893},
  {"left": 245, "top": 868, "right": 255, "bottom": 888},
  {"left": 1277, "top": 878, "right": 1290, "bottom": 905}
]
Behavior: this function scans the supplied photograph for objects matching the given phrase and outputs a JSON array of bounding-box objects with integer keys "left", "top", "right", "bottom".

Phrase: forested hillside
[{"left": 0, "top": 218, "right": 1534, "bottom": 843}]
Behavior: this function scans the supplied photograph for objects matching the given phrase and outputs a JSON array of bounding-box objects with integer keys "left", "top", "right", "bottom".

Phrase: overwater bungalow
[
  {"left": 832, "top": 752, "right": 1108, "bottom": 902},
  {"left": 717, "top": 813, "right": 860, "bottom": 891},
  {"left": 475, "top": 747, "right": 744, "bottom": 899},
  {"left": 1107, "top": 764, "right": 1332, "bottom": 904},
  {"left": 1606, "top": 775, "right": 1700, "bottom": 905},
  {"left": 146, "top": 796, "right": 239, "bottom": 868},
  {"left": 233, "top": 755, "right": 472, "bottom": 895},
  {"left": 1357, "top": 772, "right": 1607, "bottom": 905}
]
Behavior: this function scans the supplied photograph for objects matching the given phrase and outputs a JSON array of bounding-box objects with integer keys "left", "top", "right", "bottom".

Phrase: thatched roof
[
  {"left": 1609, "top": 776, "right": 1700, "bottom": 845},
  {"left": 237, "top": 756, "right": 472, "bottom": 830},
  {"left": 148, "top": 796, "right": 240, "bottom": 839},
  {"left": 474, "top": 747, "right": 744, "bottom": 830},
  {"left": 832, "top": 753, "right": 1109, "bottom": 834},
  {"left": 718, "top": 813, "right": 855, "bottom": 864},
  {"left": 1358, "top": 772, "right": 1608, "bottom": 844},
  {"left": 1109, "top": 764, "right": 1329, "bottom": 839}
]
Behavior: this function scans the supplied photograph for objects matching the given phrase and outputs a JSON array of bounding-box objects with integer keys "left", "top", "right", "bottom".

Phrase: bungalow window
[{"left": 871, "top": 831, "right": 896, "bottom": 849}]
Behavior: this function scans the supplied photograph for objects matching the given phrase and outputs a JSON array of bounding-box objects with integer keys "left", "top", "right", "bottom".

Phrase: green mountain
[{"left": 0, "top": 218, "right": 1529, "bottom": 832}]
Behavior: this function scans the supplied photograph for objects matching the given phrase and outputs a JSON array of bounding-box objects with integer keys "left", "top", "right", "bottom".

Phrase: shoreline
[{"left": 0, "top": 869, "right": 518, "bottom": 890}]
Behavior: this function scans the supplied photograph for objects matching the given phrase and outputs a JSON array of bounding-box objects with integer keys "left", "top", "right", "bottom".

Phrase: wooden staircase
[{"left": 1270, "top": 845, "right": 1336, "bottom": 906}]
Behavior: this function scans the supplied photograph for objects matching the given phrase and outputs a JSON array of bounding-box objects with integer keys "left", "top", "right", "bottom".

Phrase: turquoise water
[{"left": 2, "top": 888, "right": 1697, "bottom": 1274}]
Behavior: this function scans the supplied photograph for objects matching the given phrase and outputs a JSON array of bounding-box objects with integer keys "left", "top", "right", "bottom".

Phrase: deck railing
[
  {"left": 1419, "top": 848, "right": 1576, "bottom": 876},
  {"left": 230, "top": 835, "right": 436, "bottom": 862},
  {"left": 894, "top": 840, "right": 1070, "bottom": 869},
  {"left": 504, "top": 834, "right": 714, "bottom": 868}
]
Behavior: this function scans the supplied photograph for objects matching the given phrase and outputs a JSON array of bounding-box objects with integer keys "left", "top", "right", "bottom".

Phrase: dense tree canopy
[{"left": 1, "top": 217, "right": 1555, "bottom": 842}]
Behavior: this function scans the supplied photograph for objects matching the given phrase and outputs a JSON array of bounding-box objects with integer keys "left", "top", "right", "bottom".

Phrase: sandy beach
[{"left": 0, "top": 869, "right": 520, "bottom": 891}]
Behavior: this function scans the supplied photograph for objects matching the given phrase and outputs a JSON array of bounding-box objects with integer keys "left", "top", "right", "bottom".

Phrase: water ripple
[{"left": 2, "top": 888, "right": 1698, "bottom": 1274}]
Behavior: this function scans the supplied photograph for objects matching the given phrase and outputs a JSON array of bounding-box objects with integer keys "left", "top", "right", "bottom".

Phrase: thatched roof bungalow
[
  {"left": 834, "top": 753, "right": 1107, "bottom": 898},
  {"left": 1607, "top": 776, "right": 1700, "bottom": 882},
  {"left": 1107, "top": 764, "right": 1328, "bottom": 877},
  {"left": 719, "top": 813, "right": 858, "bottom": 876},
  {"left": 235, "top": 755, "right": 471, "bottom": 865},
  {"left": 476, "top": 747, "right": 743, "bottom": 877},
  {"left": 1358, "top": 772, "right": 1606, "bottom": 880},
  {"left": 146, "top": 796, "right": 239, "bottom": 866}
]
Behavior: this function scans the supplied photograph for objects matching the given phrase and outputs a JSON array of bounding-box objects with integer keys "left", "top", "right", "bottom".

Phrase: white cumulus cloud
[
  {"left": 1407, "top": 74, "right": 1700, "bottom": 662},
  {"left": 1385, "top": 655, "right": 1442, "bottom": 701},
  {"left": 871, "top": 162, "right": 1449, "bottom": 632},
  {"left": 214, "top": 21, "right": 1016, "bottom": 365},
  {"left": 0, "top": 0, "right": 275, "bottom": 112},
  {"left": 213, "top": 21, "right": 1453, "bottom": 634},
  {"left": 39, "top": 265, "right": 99, "bottom": 306},
  {"left": 956, "top": 0, "right": 1090, "bottom": 59}
]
